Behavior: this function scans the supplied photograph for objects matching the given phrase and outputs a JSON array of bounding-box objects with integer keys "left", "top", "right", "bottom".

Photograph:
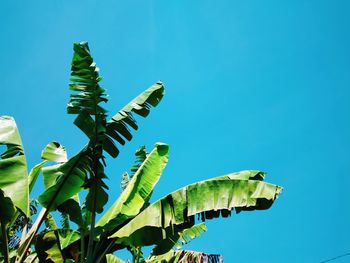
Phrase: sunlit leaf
[
  {"left": 0, "top": 116, "right": 29, "bottom": 218},
  {"left": 96, "top": 143, "right": 169, "bottom": 232},
  {"left": 109, "top": 170, "right": 282, "bottom": 247}
]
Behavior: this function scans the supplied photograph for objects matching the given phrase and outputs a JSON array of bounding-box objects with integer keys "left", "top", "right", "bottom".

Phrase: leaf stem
[
  {"left": 132, "top": 247, "right": 141, "bottom": 263},
  {"left": 136, "top": 247, "right": 141, "bottom": 263}
]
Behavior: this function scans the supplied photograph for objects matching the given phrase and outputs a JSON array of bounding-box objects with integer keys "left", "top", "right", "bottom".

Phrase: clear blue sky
[{"left": 1, "top": 1, "right": 350, "bottom": 262}]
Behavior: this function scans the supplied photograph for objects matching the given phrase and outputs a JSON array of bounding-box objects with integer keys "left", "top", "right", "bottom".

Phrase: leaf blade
[{"left": 109, "top": 171, "right": 282, "bottom": 247}]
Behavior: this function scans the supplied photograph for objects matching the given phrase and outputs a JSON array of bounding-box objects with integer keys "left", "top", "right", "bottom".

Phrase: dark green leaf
[
  {"left": 35, "top": 231, "right": 63, "bottom": 263},
  {"left": 105, "top": 81, "right": 165, "bottom": 158}
]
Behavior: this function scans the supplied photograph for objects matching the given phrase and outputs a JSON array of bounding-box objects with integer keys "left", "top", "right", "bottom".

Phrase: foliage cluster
[{"left": 0, "top": 42, "right": 282, "bottom": 263}]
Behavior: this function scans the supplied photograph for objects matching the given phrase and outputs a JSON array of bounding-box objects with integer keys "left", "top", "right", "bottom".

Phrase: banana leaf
[
  {"left": 38, "top": 149, "right": 90, "bottom": 211},
  {"left": 96, "top": 143, "right": 169, "bottom": 232},
  {"left": 41, "top": 142, "right": 68, "bottom": 163},
  {"left": 109, "top": 170, "right": 282, "bottom": 247},
  {"left": 35, "top": 231, "right": 64, "bottom": 263},
  {"left": 0, "top": 116, "right": 29, "bottom": 219},
  {"left": 105, "top": 82, "right": 164, "bottom": 157},
  {"left": 67, "top": 42, "right": 165, "bottom": 159},
  {"left": 40, "top": 142, "right": 83, "bottom": 226}
]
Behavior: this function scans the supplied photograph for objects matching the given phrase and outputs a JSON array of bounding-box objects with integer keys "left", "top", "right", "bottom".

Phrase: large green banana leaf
[
  {"left": 0, "top": 116, "right": 29, "bottom": 219},
  {"left": 109, "top": 170, "right": 282, "bottom": 247},
  {"left": 96, "top": 143, "right": 169, "bottom": 232}
]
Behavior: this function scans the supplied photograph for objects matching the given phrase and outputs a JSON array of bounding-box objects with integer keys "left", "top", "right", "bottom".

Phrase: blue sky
[{"left": 1, "top": 1, "right": 350, "bottom": 262}]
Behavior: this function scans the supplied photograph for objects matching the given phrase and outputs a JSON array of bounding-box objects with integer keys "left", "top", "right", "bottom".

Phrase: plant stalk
[
  {"left": 80, "top": 229, "right": 86, "bottom": 263},
  {"left": 95, "top": 239, "right": 115, "bottom": 263},
  {"left": 86, "top": 179, "right": 97, "bottom": 261},
  {"left": 1, "top": 221, "right": 10, "bottom": 263},
  {"left": 86, "top": 137, "right": 100, "bottom": 262},
  {"left": 136, "top": 247, "right": 141, "bottom": 263}
]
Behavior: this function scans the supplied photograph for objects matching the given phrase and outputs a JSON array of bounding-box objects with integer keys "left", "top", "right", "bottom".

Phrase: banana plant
[{"left": 0, "top": 42, "right": 283, "bottom": 263}]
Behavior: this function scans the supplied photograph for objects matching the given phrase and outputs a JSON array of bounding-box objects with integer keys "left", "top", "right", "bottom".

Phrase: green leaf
[
  {"left": 67, "top": 42, "right": 108, "bottom": 117},
  {"left": 120, "top": 146, "right": 147, "bottom": 192},
  {"left": 40, "top": 142, "right": 84, "bottom": 228},
  {"left": 105, "top": 82, "right": 165, "bottom": 158},
  {"left": 23, "top": 253, "right": 39, "bottom": 263},
  {"left": 57, "top": 229, "right": 80, "bottom": 250},
  {"left": 105, "top": 254, "right": 126, "bottom": 263},
  {"left": 129, "top": 145, "right": 147, "bottom": 178},
  {"left": 120, "top": 172, "right": 130, "bottom": 191},
  {"left": 44, "top": 213, "right": 58, "bottom": 231},
  {"left": 175, "top": 223, "right": 207, "bottom": 249},
  {"left": 42, "top": 164, "right": 62, "bottom": 190},
  {"left": 0, "top": 116, "right": 29, "bottom": 218},
  {"left": 38, "top": 150, "right": 90, "bottom": 211},
  {"left": 60, "top": 212, "right": 70, "bottom": 229},
  {"left": 96, "top": 143, "right": 169, "bottom": 232},
  {"left": 0, "top": 116, "right": 22, "bottom": 145},
  {"left": 41, "top": 142, "right": 68, "bottom": 163},
  {"left": 213, "top": 170, "right": 266, "bottom": 181},
  {"left": 0, "top": 190, "right": 16, "bottom": 225},
  {"left": 28, "top": 161, "right": 48, "bottom": 193},
  {"left": 109, "top": 170, "right": 282, "bottom": 247},
  {"left": 35, "top": 231, "right": 64, "bottom": 263},
  {"left": 85, "top": 176, "right": 108, "bottom": 214},
  {"left": 57, "top": 197, "right": 83, "bottom": 227},
  {"left": 152, "top": 223, "right": 207, "bottom": 256}
]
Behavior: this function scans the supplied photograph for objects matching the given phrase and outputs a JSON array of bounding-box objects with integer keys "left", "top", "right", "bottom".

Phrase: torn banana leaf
[{"left": 109, "top": 170, "right": 282, "bottom": 247}]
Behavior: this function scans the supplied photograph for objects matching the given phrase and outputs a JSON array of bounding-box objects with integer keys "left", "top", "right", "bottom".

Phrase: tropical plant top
[{"left": 0, "top": 42, "right": 283, "bottom": 263}]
